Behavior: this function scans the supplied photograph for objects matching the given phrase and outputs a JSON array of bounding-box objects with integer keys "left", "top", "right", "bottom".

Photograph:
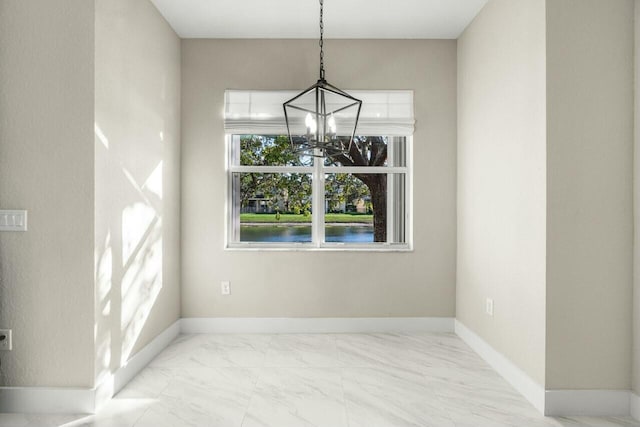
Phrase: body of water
[{"left": 240, "top": 224, "right": 373, "bottom": 243}]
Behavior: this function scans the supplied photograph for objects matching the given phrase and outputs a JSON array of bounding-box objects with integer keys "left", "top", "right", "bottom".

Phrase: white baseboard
[
  {"left": 545, "top": 389, "right": 630, "bottom": 417},
  {"left": 0, "top": 386, "right": 94, "bottom": 414},
  {"left": 454, "top": 320, "right": 634, "bottom": 417},
  {"left": 0, "top": 320, "right": 180, "bottom": 414},
  {"left": 631, "top": 392, "right": 640, "bottom": 421},
  {"left": 180, "top": 317, "right": 455, "bottom": 334},
  {"left": 113, "top": 320, "right": 180, "bottom": 395},
  {"left": 94, "top": 319, "right": 181, "bottom": 411},
  {"left": 454, "top": 320, "right": 546, "bottom": 414}
]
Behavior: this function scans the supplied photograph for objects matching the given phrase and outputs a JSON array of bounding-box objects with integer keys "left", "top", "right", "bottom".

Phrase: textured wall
[
  {"left": 634, "top": 0, "right": 640, "bottom": 396},
  {"left": 181, "top": 39, "right": 457, "bottom": 318},
  {"left": 457, "top": 0, "right": 547, "bottom": 386},
  {"left": 95, "top": 0, "right": 181, "bottom": 387},
  {"left": 0, "top": 0, "right": 95, "bottom": 387},
  {"left": 545, "top": 0, "right": 633, "bottom": 390}
]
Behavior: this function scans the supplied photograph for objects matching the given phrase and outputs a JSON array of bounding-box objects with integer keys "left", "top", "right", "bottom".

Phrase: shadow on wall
[{"left": 94, "top": 122, "right": 164, "bottom": 387}]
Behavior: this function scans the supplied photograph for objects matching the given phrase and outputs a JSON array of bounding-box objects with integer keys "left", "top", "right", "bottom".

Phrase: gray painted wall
[
  {"left": 634, "top": 0, "right": 640, "bottom": 397},
  {"left": 545, "top": 0, "right": 633, "bottom": 390},
  {"left": 458, "top": 0, "right": 634, "bottom": 391},
  {"left": 0, "top": 0, "right": 181, "bottom": 389},
  {"left": 180, "top": 39, "right": 457, "bottom": 319},
  {"left": 457, "top": 0, "right": 547, "bottom": 386},
  {"left": 0, "top": 0, "right": 635, "bottom": 396},
  {"left": 0, "top": 0, "right": 95, "bottom": 387},
  {"left": 94, "top": 0, "right": 181, "bottom": 386}
]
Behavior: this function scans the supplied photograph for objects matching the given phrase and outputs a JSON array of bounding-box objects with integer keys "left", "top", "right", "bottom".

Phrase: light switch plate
[
  {"left": 0, "top": 210, "right": 27, "bottom": 232},
  {"left": 0, "top": 329, "right": 12, "bottom": 351}
]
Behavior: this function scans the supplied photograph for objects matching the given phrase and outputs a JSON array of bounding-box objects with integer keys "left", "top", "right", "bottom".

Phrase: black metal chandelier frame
[{"left": 283, "top": 0, "right": 362, "bottom": 159}]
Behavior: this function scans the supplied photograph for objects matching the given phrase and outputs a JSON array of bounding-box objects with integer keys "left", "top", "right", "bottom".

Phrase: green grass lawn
[{"left": 240, "top": 213, "right": 373, "bottom": 224}]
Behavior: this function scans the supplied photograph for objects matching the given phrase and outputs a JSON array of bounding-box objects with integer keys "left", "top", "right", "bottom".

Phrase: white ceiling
[{"left": 150, "top": 0, "right": 488, "bottom": 39}]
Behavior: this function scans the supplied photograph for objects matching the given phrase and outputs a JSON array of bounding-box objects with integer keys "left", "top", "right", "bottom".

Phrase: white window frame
[{"left": 225, "top": 134, "right": 413, "bottom": 251}]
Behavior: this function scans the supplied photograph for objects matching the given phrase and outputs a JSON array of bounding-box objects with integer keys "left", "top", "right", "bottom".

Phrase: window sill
[{"left": 225, "top": 243, "right": 413, "bottom": 252}]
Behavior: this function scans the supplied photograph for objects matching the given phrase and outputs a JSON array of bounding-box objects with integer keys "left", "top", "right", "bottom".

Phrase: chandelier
[{"left": 283, "top": 0, "right": 362, "bottom": 159}]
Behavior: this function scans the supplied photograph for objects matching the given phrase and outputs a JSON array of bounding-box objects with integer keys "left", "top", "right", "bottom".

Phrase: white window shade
[{"left": 224, "top": 90, "right": 415, "bottom": 136}]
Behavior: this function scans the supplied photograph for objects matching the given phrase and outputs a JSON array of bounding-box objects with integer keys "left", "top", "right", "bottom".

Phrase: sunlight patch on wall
[
  {"left": 142, "top": 161, "right": 163, "bottom": 200},
  {"left": 95, "top": 230, "right": 114, "bottom": 384},
  {"left": 95, "top": 334, "right": 112, "bottom": 386},
  {"left": 122, "top": 203, "right": 156, "bottom": 268},
  {"left": 96, "top": 231, "right": 113, "bottom": 302},
  {"left": 94, "top": 123, "right": 110, "bottom": 149},
  {"left": 120, "top": 216, "right": 163, "bottom": 364}
]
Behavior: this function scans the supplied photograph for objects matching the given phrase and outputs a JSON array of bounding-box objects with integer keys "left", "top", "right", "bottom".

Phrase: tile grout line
[
  {"left": 421, "top": 370, "right": 458, "bottom": 427},
  {"left": 132, "top": 341, "right": 192, "bottom": 427},
  {"left": 125, "top": 379, "right": 168, "bottom": 425},
  {"left": 131, "top": 406, "right": 153, "bottom": 427},
  {"left": 239, "top": 376, "right": 259, "bottom": 427},
  {"left": 240, "top": 334, "right": 274, "bottom": 427},
  {"left": 336, "top": 335, "right": 352, "bottom": 427}
]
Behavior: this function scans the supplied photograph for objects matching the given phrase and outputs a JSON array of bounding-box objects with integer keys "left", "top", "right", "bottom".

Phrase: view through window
[{"left": 228, "top": 134, "right": 410, "bottom": 248}]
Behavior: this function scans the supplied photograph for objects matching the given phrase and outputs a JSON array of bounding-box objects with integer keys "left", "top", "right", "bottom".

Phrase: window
[{"left": 225, "top": 91, "right": 414, "bottom": 250}]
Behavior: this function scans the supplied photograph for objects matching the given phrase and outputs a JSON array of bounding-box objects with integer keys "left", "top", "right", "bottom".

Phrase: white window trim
[{"left": 225, "top": 135, "right": 413, "bottom": 252}]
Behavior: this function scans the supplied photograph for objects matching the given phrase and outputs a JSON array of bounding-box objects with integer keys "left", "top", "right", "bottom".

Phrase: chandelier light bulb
[
  {"left": 305, "top": 113, "right": 317, "bottom": 136},
  {"left": 328, "top": 114, "right": 337, "bottom": 136}
]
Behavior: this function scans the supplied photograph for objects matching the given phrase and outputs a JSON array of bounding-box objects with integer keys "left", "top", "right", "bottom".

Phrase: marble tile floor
[{"left": 2, "top": 332, "right": 640, "bottom": 427}]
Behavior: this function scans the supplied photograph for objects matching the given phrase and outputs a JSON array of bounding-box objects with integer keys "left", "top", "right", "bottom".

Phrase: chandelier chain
[
  {"left": 283, "top": 0, "right": 362, "bottom": 159},
  {"left": 319, "top": 0, "right": 325, "bottom": 80}
]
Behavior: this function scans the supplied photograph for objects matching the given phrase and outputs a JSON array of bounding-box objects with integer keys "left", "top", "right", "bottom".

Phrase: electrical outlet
[
  {"left": 0, "top": 329, "right": 12, "bottom": 351},
  {"left": 486, "top": 298, "right": 494, "bottom": 316},
  {"left": 221, "top": 281, "right": 231, "bottom": 295}
]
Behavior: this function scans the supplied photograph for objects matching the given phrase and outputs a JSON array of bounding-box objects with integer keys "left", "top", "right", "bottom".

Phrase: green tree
[
  {"left": 325, "top": 173, "right": 369, "bottom": 213},
  {"left": 239, "top": 135, "right": 311, "bottom": 214},
  {"left": 332, "top": 136, "right": 388, "bottom": 242},
  {"left": 239, "top": 134, "right": 388, "bottom": 242}
]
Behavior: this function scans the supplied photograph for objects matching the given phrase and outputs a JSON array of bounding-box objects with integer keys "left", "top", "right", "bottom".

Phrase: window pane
[
  {"left": 325, "top": 173, "right": 406, "bottom": 244},
  {"left": 232, "top": 172, "right": 312, "bottom": 243},
  {"left": 323, "top": 136, "right": 406, "bottom": 167},
  {"left": 234, "top": 135, "right": 312, "bottom": 166}
]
